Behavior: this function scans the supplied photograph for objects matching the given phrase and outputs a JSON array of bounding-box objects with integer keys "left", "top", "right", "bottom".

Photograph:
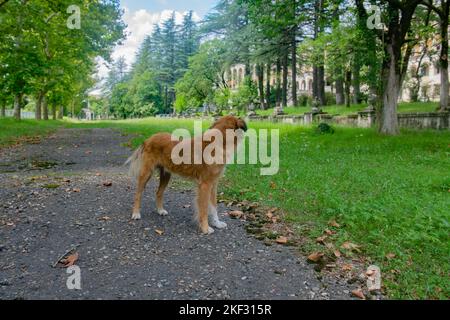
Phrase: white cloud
[{"left": 95, "top": 7, "right": 200, "bottom": 81}]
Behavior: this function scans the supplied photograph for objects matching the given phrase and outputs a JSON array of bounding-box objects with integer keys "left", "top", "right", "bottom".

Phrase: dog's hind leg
[
  {"left": 156, "top": 167, "right": 171, "bottom": 216},
  {"left": 131, "top": 160, "right": 154, "bottom": 220},
  {"left": 197, "top": 181, "right": 214, "bottom": 234},
  {"left": 208, "top": 180, "right": 227, "bottom": 229}
]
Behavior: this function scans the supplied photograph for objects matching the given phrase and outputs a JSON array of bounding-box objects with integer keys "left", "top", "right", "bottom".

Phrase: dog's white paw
[
  {"left": 157, "top": 209, "right": 168, "bottom": 216},
  {"left": 201, "top": 226, "right": 215, "bottom": 235},
  {"left": 211, "top": 220, "right": 227, "bottom": 229},
  {"left": 131, "top": 212, "right": 141, "bottom": 220}
]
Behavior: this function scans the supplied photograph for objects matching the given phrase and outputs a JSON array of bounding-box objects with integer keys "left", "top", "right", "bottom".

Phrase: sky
[{"left": 94, "top": 0, "right": 218, "bottom": 83}]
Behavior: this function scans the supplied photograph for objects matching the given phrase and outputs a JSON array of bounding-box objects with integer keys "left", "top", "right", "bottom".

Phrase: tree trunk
[
  {"left": 58, "top": 105, "right": 64, "bottom": 119},
  {"left": 317, "top": 66, "right": 326, "bottom": 106},
  {"left": 380, "top": 43, "right": 401, "bottom": 135},
  {"left": 13, "top": 93, "right": 22, "bottom": 120},
  {"left": 335, "top": 68, "right": 345, "bottom": 105},
  {"left": 352, "top": 60, "right": 361, "bottom": 104},
  {"left": 291, "top": 25, "right": 297, "bottom": 107},
  {"left": 345, "top": 70, "right": 352, "bottom": 108},
  {"left": 256, "top": 64, "right": 265, "bottom": 109},
  {"left": 439, "top": 6, "right": 449, "bottom": 111},
  {"left": 35, "top": 91, "right": 44, "bottom": 120},
  {"left": 43, "top": 96, "right": 49, "bottom": 120},
  {"left": 265, "top": 63, "right": 271, "bottom": 109},
  {"left": 282, "top": 50, "right": 288, "bottom": 108},
  {"left": 51, "top": 104, "right": 56, "bottom": 120},
  {"left": 0, "top": 100, "right": 5, "bottom": 117},
  {"left": 276, "top": 58, "right": 281, "bottom": 106}
]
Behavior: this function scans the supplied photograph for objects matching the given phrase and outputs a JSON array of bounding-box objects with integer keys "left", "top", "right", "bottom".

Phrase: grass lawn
[
  {"left": 1, "top": 116, "right": 449, "bottom": 299},
  {"left": 255, "top": 102, "right": 439, "bottom": 117},
  {"left": 0, "top": 118, "right": 64, "bottom": 147}
]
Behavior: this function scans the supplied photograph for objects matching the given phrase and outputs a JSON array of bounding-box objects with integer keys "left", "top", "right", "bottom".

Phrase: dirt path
[{"left": 0, "top": 128, "right": 352, "bottom": 299}]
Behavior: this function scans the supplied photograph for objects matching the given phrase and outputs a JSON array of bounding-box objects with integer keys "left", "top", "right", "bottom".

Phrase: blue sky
[{"left": 121, "top": 0, "right": 218, "bottom": 18}]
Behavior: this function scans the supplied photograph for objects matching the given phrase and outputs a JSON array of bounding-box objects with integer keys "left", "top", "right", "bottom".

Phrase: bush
[
  {"left": 316, "top": 122, "right": 335, "bottom": 134},
  {"left": 325, "top": 92, "right": 336, "bottom": 106},
  {"left": 297, "top": 94, "right": 311, "bottom": 107}
]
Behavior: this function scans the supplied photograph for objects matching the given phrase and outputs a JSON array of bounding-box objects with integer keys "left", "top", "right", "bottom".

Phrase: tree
[
  {"left": 175, "top": 40, "right": 228, "bottom": 113},
  {"left": 356, "top": 0, "right": 422, "bottom": 135},
  {"left": 421, "top": 0, "right": 450, "bottom": 111}
]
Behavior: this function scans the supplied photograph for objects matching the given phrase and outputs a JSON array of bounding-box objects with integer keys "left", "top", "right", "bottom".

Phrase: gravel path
[{"left": 0, "top": 128, "right": 352, "bottom": 300}]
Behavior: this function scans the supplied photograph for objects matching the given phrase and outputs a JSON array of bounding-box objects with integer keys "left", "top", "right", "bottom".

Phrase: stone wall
[{"left": 245, "top": 111, "right": 450, "bottom": 130}]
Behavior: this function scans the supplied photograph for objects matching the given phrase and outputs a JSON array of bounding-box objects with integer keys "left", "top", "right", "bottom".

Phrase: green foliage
[
  {"left": 175, "top": 40, "right": 228, "bottom": 113},
  {"left": 316, "top": 122, "right": 335, "bottom": 134},
  {"left": 0, "top": 0, "right": 126, "bottom": 119},
  {"left": 230, "top": 77, "right": 258, "bottom": 114}
]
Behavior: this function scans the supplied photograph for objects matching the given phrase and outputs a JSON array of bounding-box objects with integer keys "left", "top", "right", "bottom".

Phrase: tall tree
[
  {"left": 356, "top": 0, "right": 422, "bottom": 135},
  {"left": 421, "top": 0, "right": 450, "bottom": 111}
]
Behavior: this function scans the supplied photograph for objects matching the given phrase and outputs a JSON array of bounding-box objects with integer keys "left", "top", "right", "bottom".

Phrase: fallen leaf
[
  {"left": 342, "top": 263, "right": 353, "bottom": 271},
  {"left": 95, "top": 172, "right": 102, "bottom": 176},
  {"left": 72, "top": 188, "right": 80, "bottom": 193},
  {"left": 341, "top": 241, "right": 360, "bottom": 251},
  {"left": 102, "top": 181, "right": 112, "bottom": 187},
  {"left": 324, "top": 229, "right": 334, "bottom": 235},
  {"left": 266, "top": 212, "right": 273, "bottom": 219},
  {"left": 316, "top": 236, "right": 327, "bottom": 244},
  {"left": 98, "top": 216, "right": 111, "bottom": 221},
  {"left": 328, "top": 219, "right": 340, "bottom": 228},
  {"left": 333, "top": 250, "right": 341, "bottom": 258},
  {"left": 385, "top": 253, "right": 396, "bottom": 259},
  {"left": 229, "top": 210, "right": 244, "bottom": 219},
  {"left": 270, "top": 181, "right": 277, "bottom": 189},
  {"left": 351, "top": 288, "right": 365, "bottom": 300},
  {"left": 60, "top": 252, "right": 79, "bottom": 268},
  {"left": 155, "top": 229, "right": 164, "bottom": 236},
  {"left": 275, "top": 236, "right": 288, "bottom": 244},
  {"left": 63, "top": 179, "right": 71, "bottom": 183},
  {"left": 307, "top": 252, "right": 324, "bottom": 263}
]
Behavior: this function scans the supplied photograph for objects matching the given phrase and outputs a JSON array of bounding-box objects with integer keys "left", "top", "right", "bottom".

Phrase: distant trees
[{"left": 107, "top": 10, "right": 200, "bottom": 118}]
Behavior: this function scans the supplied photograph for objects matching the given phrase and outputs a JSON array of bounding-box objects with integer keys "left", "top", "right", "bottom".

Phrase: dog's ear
[{"left": 236, "top": 117, "right": 247, "bottom": 132}]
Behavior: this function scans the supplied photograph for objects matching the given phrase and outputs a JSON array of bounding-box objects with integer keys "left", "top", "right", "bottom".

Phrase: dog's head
[{"left": 210, "top": 115, "right": 248, "bottom": 132}]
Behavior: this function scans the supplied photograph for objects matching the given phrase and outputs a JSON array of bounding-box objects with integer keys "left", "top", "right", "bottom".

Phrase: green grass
[
  {"left": 1, "top": 114, "right": 449, "bottom": 299},
  {"left": 255, "top": 102, "right": 439, "bottom": 116},
  {"left": 0, "top": 118, "right": 64, "bottom": 147}
]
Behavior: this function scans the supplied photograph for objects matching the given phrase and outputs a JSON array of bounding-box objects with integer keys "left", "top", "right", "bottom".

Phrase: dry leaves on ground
[
  {"left": 275, "top": 236, "right": 288, "bottom": 244},
  {"left": 228, "top": 210, "right": 244, "bottom": 219},
  {"left": 59, "top": 252, "right": 79, "bottom": 268},
  {"left": 307, "top": 252, "right": 324, "bottom": 263}
]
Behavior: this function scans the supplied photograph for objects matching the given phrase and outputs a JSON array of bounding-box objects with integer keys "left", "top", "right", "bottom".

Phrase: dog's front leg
[
  {"left": 208, "top": 181, "right": 227, "bottom": 229},
  {"left": 197, "top": 182, "right": 214, "bottom": 234}
]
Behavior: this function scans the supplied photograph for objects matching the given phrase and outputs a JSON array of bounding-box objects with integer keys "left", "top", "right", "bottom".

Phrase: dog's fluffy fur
[{"left": 125, "top": 115, "right": 247, "bottom": 234}]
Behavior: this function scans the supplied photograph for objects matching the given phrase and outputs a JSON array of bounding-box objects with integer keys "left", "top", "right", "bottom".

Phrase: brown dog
[{"left": 125, "top": 115, "right": 247, "bottom": 234}]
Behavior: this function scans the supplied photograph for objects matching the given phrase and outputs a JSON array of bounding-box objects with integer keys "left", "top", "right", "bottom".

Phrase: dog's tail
[{"left": 124, "top": 144, "right": 144, "bottom": 180}]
